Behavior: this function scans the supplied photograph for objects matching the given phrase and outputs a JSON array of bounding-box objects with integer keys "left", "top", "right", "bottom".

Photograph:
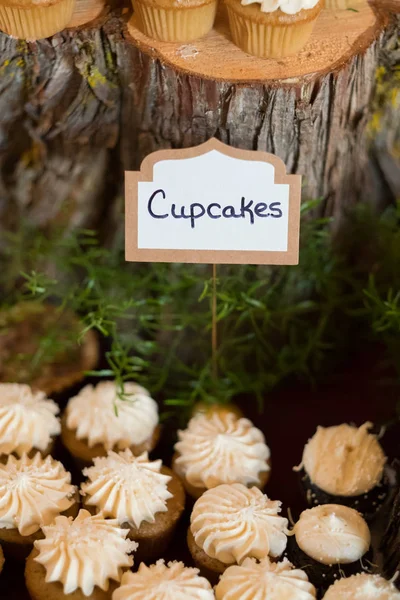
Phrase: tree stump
[{"left": 0, "top": 1, "right": 398, "bottom": 237}]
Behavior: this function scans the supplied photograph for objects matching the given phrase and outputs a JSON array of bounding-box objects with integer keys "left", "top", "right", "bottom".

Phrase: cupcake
[
  {"left": 0, "top": 302, "right": 98, "bottom": 395},
  {"left": 188, "top": 483, "right": 288, "bottom": 583},
  {"left": 0, "top": 383, "right": 60, "bottom": 461},
  {"left": 173, "top": 411, "right": 270, "bottom": 499},
  {"left": 25, "top": 509, "right": 137, "bottom": 600},
  {"left": 0, "top": 0, "right": 75, "bottom": 40},
  {"left": 133, "top": 0, "right": 217, "bottom": 43},
  {"left": 286, "top": 504, "right": 372, "bottom": 594},
  {"left": 81, "top": 449, "right": 185, "bottom": 564},
  {"left": 296, "top": 422, "right": 388, "bottom": 519},
  {"left": 224, "top": 0, "right": 323, "bottom": 59},
  {"left": 61, "top": 381, "right": 160, "bottom": 469},
  {"left": 215, "top": 556, "right": 317, "bottom": 599},
  {"left": 323, "top": 574, "right": 400, "bottom": 599},
  {"left": 0, "top": 452, "right": 79, "bottom": 560},
  {"left": 113, "top": 560, "right": 215, "bottom": 600}
]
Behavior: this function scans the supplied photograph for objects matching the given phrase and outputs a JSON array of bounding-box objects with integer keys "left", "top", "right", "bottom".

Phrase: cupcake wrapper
[
  {"left": 226, "top": 6, "right": 316, "bottom": 59},
  {"left": 299, "top": 471, "right": 390, "bottom": 522},
  {"left": 133, "top": 0, "right": 217, "bottom": 42},
  {"left": 0, "top": 0, "right": 74, "bottom": 41},
  {"left": 285, "top": 535, "right": 373, "bottom": 595}
]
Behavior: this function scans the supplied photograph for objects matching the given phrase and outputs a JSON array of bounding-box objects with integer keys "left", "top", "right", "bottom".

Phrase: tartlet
[
  {"left": 0, "top": 383, "right": 61, "bottom": 462},
  {"left": 25, "top": 509, "right": 137, "bottom": 600},
  {"left": 61, "top": 381, "right": 160, "bottom": 469},
  {"left": 133, "top": 0, "right": 217, "bottom": 43},
  {"left": 296, "top": 422, "right": 388, "bottom": 519},
  {"left": 323, "top": 573, "right": 400, "bottom": 599},
  {"left": 81, "top": 449, "right": 185, "bottom": 564},
  {"left": 287, "top": 504, "right": 372, "bottom": 594},
  {"left": 0, "top": 302, "right": 98, "bottom": 395},
  {"left": 188, "top": 483, "right": 288, "bottom": 583},
  {"left": 0, "top": 452, "right": 79, "bottom": 560},
  {"left": 113, "top": 560, "right": 215, "bottom": 600},
  {"left": 225, "top": 0, "right": 322, "bottom": 58},
  {"left": 215, "top": 556, "right": 317, "bottom": 599},
  {"left": 173, "top": 411, "right": 271, "bottom": 499}
]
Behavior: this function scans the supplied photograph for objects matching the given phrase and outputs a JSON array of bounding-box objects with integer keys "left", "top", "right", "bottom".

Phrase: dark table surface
[{"left": 2, "top": 347, "right": 400, "bottom": 600}]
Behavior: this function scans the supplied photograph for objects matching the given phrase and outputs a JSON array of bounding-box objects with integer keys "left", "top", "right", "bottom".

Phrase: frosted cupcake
[
  {"left": 0, "top": 0, "right": 74, "bottom": 40},
  {"left": 215, "top": 556, "right": 317, "bottom": 599},
  {"left": 81, "top": 449, "right": 185, "bottom": 564},
  {"left": 188, "top": 483, "right": 288, "bottom": 582},
  {"left": 287, "top": 504, "right": 372, "bottom": 594},
  {"left": 0, "top": 453, "right": 79, "bottom": 560},
  {"left": 224, "top": 0, "right": 323, "bottom": 59},
  {"left": 61, "top": 381, "right": 160, "bottom": 469},
  {"left": 133, "top": 0, "right": 217, "bottom": 43},
  {"left": 113, "top": 560, "right": 215, "bottom": 600},
  {"left": 324, "top": 574, "right": 400, "bottom": 599},
  {"left": 25, "top": 509, "right": 137, "bottom": 600},
  {"left": 296, "top": 422, "right": 388, "bottom": 519},
  {"left": 0, "top": 383, "right": 60, "bottom": 461},
  {"left": 0, "top": 302, "right": 98, "bottom": 395},
  {"left": 173, "top": 411, "right": 270, "bottom": 499}
]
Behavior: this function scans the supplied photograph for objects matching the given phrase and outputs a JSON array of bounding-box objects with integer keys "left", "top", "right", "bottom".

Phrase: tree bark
[{"left": 0, "top": 4, "right": 398, "bottom": 238}]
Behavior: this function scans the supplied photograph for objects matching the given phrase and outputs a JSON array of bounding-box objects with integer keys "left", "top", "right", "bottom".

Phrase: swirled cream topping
[
  {"left": 215, "top": 556, "right": 317, "bottom": 600},
  {"left": 81, "top": 450, "right": 172, "bottom": 528},
  {"left": 0, "top": 453, "right": 75, "bottom": 536},
  {"left": 174, "top": 413, "right": 270, "bottom": 490},
  {"left": 113, "top": 560, "right": 215, "bottom": 600},
  {"left": 240, "top": 0, "right": 319, "bottom": 15},
  {"left": 191, "top": 484, "right": 288, "bottom": 564},
  {"left": 300, "top": 422, "right": 386, "bottom": 497},
  {"left": 0, "top": 383, "right": 60, "bottom": 456},
  {"left": 66, "top": 381, "right": 158, "bottom": 450},
  {"left": 292, "top": 504, "right": 371, "bottom": 565},
  {"left": 324, "top": 574, "right": 400, "bottom": 599},
  {"left": 34, "top": 509, "right": 137, "bottom": 596}
]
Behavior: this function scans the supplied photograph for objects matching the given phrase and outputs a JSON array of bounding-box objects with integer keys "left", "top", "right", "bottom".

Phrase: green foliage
[{"left": 0, "top": 201, "right": 399, "bottom": 416}]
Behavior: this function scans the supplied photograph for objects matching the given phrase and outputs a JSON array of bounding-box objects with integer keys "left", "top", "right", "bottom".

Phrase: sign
[{"left": 125, "top": 139, "right": 301, "bottom": 265}]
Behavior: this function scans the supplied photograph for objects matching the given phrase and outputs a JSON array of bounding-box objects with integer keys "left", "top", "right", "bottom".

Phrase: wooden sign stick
[{"left": 212, "top": 264, "right": 218, "bottom": 382}]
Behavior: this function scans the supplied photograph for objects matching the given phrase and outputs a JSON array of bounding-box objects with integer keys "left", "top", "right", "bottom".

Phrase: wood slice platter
[{"left": 126, "top": 0, "right": 388, "bottom": 84}]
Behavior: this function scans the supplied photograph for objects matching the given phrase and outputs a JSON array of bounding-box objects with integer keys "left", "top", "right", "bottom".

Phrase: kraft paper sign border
[{"left": 125, "top": 138, "right": 301, "bottom": 265}]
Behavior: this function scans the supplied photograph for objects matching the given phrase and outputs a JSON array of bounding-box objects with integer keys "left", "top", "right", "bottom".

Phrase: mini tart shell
[
  {"left": 0, "top": 303, "right": 99, "bottom": 395},
  {"left": 0, "top": 437, "right": 56, "bottom": 464},
  {"left": 187, "top": 527, "right": 226, "bottom": 584},
  {"left": 25, "top": 548, "right": 121, "bottom": 600},
  {"left": 61, "top": 413, "right": 161, "bottom": 470},
  {"left": 133, "top": 0, "right": 217, "bottom": 43},
  {"left": 0, "top": 489, "right": 80, "bottom": 561},
  {"left": 172, "top": 451, "right": 271, "bottom": 500},
  {"left": 224, "top": 0, "right": 323, "bottom": 59},
  {"left": 82, "top": 466, "right": 185, "bottom": 565}
]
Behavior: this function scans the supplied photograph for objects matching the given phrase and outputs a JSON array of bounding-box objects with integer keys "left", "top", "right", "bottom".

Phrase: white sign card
[{"left": 125, "top": 139, "right": 301, "bottom": 265}]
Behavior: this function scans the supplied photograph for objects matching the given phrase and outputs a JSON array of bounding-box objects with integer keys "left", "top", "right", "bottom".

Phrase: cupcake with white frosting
[
  {"left": 215, "top": 556, "right": 317, "bottom": 599},
  {"left": 61, "top": 381, "right": 160, "bottom": 468},
  {"left": 173, "top": 411, "right": 271, "bottom": 499},
  {"left": 0, "top": 452, "right": 79, "bottom": 560},
  {"left": 296, "top": 422, "right": 388, "bottom": 519},
  {"left": 25, "top": 509, "right": 137, "bottom": 600},
  {"left": 0, "top": 383, "right": 60, "bottom": 462},
  {"left": 81, "top": 449, "right": 185, "bottom": 564},
  {"left": 286, "top": 504, "right": 372, "bottom": 594},
  {"left": 224, "top": 0, "right": 323, "bottom": 58},
  {"left": 188, "top": 483, "right": 288, "bottom": 583},
  {"left": 323, "top": 573, "right": 400, "bottom": 599},
  {"left": 113, "top": 560, "right": 215, "bottom": 600}
]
